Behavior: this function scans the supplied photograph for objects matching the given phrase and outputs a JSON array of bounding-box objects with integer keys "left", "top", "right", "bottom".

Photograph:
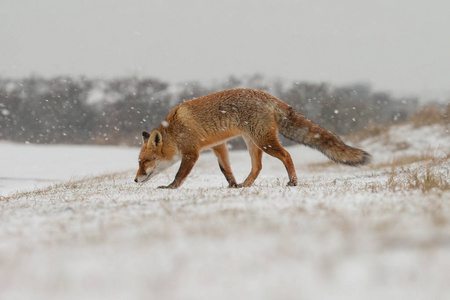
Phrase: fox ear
[
  {"left": 142, "top": 131, "right": 150, "bottom": 145},
  {"left": 148, "top": 130, "right": 163, "bottom": 150}
]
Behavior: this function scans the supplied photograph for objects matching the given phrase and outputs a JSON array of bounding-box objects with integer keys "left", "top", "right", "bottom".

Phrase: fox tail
[{"left": 278, "top": 106, "right": 372, "bottom": 166}]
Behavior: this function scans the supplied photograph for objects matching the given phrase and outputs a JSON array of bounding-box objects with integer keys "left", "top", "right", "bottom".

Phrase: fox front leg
[{"left": 158, "top": 152, "right": 199, "bottom": 189}]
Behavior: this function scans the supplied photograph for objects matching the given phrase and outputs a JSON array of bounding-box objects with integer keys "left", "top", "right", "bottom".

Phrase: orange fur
[{"left": 134, "top": 89, "right": 372, "bottom": 188}]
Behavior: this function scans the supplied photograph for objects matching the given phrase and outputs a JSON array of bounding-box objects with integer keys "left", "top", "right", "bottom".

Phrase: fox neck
[{"left": 160, "top": 137, "right": 180, "bottom": 163}]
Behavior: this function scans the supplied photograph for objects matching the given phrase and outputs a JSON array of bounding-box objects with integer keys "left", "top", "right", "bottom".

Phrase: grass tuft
[{"left": 407, "top": 165, "right": 449, "bottom": 193}]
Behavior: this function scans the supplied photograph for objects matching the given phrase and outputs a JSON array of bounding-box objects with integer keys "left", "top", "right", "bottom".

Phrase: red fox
[{"left": 134, "top": 88, "right": 371, "bottom": 188}]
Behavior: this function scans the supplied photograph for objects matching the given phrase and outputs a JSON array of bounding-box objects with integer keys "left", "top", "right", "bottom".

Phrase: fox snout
[
  {"left": 134, "top": 171, "right": 152, "bottom": 184},
  {"left": 134, "top": 174, "right": 148, "bottom": 184},
  {"left": 134, "top": 165, "right": 151, "bottom": 183}
]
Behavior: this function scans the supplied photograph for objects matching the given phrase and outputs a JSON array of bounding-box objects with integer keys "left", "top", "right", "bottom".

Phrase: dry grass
[
  {"left": 409, "top": 104, "right": 450, "bottom": 128},
  {"left": 306, "top": 160, "right": 337, "bottom": 171},
  {"left": 308, "top": 152, "right": 438, "bottom": 172},
  {"left": 345, "top": 123, "right": 388, "bottom": 143},
  {"left": 378, "top": 156, "right": 449, "bottom": 193},
  {"left": 369, "top": 152, "right": 442, "bottom": 170},
  {"left": 307, "top": 150, "right": 449, "bottom": 194},
  {"left": 407, "top": 165, "right": 450, "bottom": 193}
]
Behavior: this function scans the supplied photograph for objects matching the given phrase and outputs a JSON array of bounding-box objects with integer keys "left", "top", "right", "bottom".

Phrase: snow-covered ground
[
  {"left": 0, "top": 123, "right": 449, "bottom": 300},
  {"left": 0, "top": 141, "right": 328, "bottom": 197},
  {"left": 0, "top": 143, "right": 139, "bottom": 196}
]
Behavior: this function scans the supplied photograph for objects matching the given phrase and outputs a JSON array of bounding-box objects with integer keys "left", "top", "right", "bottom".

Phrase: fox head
[{"left": 134, "top": 130, "right": 178, "bottom": 184}]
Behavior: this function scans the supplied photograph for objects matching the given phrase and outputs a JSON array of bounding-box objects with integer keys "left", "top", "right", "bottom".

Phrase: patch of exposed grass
[
  {"left": 379, "top": 156, "right": 449, "bottom": 193},
  {"left": 346, "top": 123, "right": 389, "bottom": 143},
  {"left": 308, "top": 153, "right": 450, "bottom": 194},
  {"left": 407, "top": 166, "right": 450, "bottom": 193},
  {"left": 306, "top": 160, "right": 337, "bottom": 172},
  {"left": 306, "top": 152, "right": 422, "bottom": 172},
  {"left": 410, "top": 104, "right": 449, "bottom": 128},
  {"left": 370, "top": 152, "right": 443, "bottom": 170}
]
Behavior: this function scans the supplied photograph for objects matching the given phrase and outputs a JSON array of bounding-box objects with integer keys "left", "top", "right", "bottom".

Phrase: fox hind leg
[{"left": 253, "top": 130, "right": 298, "bottom": 187}]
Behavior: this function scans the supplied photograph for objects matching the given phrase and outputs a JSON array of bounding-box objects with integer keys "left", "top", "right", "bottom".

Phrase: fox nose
[{"left": 134, "top": 178, "right": 138, "bottom": 183}]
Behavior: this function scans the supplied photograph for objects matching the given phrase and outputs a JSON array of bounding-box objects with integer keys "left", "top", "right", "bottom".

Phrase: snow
[
  {"left": 0, "top": 143, "right": 138, "bottom": 196},
  {"left": 0, "top": 140, "right": 328, "bottom": 197},
  {"left": 359, "top": 123, "right": 449, "bottom": 164},
  {"left": 0, "top": 123, "right": 449, "bottom": 300}
]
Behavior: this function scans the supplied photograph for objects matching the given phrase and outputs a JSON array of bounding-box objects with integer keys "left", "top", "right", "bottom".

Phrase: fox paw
[
  {"left": 157, "top": 185, "right": 177, "bottom": 189},
  {"left": 286, "top": 181, "right": 298, "bottom": 187},
  {"left": 228, "top": 182, "right": 239, "bottom": 188},
  {"left": 234, "top": 183, "right": 252, "bottom": 188}
]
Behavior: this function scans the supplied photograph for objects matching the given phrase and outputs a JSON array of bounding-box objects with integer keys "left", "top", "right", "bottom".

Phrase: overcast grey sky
[{"left": 1, "top": 0, "right": 450, "bottom": 100}]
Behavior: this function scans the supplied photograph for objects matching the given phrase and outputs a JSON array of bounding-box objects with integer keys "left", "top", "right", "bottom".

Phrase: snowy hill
[
  {"left": 357, "top": 122, "right": 449, "bottom": 164},
  {"left": 0, "top": 122, "right": 449, "bottom": 300}
]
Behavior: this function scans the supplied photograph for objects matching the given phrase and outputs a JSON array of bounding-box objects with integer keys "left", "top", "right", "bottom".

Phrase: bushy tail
[{"left": 278, "top": 106, "right": 372, "bottom": 166}]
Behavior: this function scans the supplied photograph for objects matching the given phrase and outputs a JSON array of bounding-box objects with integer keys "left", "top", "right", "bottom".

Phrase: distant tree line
[{"left": 0, "top": 74, "right": 419, "bottom": 148}]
